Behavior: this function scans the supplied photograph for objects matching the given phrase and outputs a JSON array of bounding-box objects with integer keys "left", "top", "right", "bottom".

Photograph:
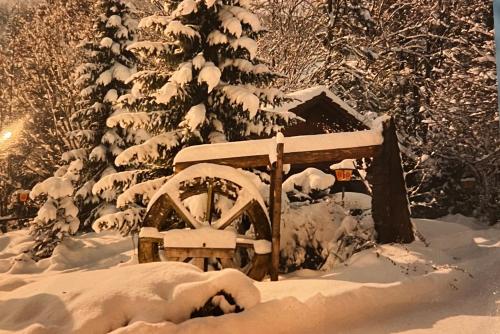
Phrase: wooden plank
[
  {"left": 175, "top": 145, "right": 381, "bottom": 171},
  {"left": 176, "top": 155, "right": 270, "bottom": 171},
  {"left": 165, "top": 247, "right": 235, "bottom": 259},
  {"left": 270, "top": 141, "right": 284, "bottom": 281},
  {"left": 283, "top": 145, "right": 380, "bottom": 165},
  {"left": 369, "top": 117, "right": 414, "bottom": 243}
]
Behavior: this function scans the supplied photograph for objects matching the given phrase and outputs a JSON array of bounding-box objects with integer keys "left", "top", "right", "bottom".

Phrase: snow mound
[
  {"left": 0, "top": 231, "right": 134, "bottom": 275},
  {"left": 1, "top": 217, "right": 499, "bottom": 333},
  {"left": 283, "top": 168, "right": 335, "bottom": 196},
  {"left": 0, "top": 262, "right": 260, "bottom": 333}
]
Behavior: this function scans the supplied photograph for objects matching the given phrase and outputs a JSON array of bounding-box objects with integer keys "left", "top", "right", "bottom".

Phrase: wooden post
[
  {"left": 206, "top": 180, "right": 214, "bottom": 225},
  {"left": 369, "top": 117, "right": 414, "bottom": 243},
  {"left": 270, "top": 139, "right": 284, "bottom": 281}
]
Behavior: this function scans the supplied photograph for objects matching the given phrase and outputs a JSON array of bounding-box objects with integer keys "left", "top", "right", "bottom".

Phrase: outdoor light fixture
[
  {"left": 1, "top": 131, "right": 12, "bottom": 141},
  {"left": 334, "top": 168, "right": 353, "bottom": 182}
]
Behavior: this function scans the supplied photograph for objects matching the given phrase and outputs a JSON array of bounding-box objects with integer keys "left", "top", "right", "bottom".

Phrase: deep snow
[{"left": 0, "top": 215, "right": 499, "bottom": 334}]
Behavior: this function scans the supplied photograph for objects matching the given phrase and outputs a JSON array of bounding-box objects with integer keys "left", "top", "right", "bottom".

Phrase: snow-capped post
[
  {"left": 270, "top": 132, "right": 284, "bottom": 281},
  {"left": 369, "top": 117, "right": 414, "bottom": 243}
]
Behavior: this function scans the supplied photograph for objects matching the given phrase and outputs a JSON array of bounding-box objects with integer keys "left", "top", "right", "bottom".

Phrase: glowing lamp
[
  {"left": 1, "top": 131, "right": 12, "bottom": 140},
  {"left": 334, "top": 169, "right": 353, "bottom": 182},
  {"left": 18, "top": 192, "right": 29, "bottom": 203}
]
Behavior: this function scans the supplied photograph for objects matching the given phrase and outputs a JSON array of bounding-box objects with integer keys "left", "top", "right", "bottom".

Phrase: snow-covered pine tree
[
  {"left": 67, "top": 0, "right": 138, "bottom": 226},
  {"left": 29, "top": 0, "right": 138, "bottom": 258},
  {"left": 92, "top": 0, "right": 295, "bottom": 234},
  {"left": 29, "top": 160, "right": 83, "bottom": 259}
]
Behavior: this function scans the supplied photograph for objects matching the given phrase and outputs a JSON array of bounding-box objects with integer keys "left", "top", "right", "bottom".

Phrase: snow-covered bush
[
  {"left": 280, "top": 195, "right": 375, "bottom": 272},
  {"left": 29, "top": 161, "right": 83, "bottom": 259},
  {"left": 95, "top": 0, "right": 296, "bottom": 233},
  {"left": 283, "top": 167, "right": 335, "bottom": 201}
]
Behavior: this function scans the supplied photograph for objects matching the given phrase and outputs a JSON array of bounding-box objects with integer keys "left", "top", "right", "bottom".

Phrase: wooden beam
[
  {"left": 270, "top": 141, "right": 284, "bottom": 281},
  {"left": 283, "top": 145, "right": 381, "bottom": 165},
  {"left": 175, "top": 145, "right": 381, "bottom": 171},
  {"left": 165, "top": 247, "right": 234, "bottom": 259}
]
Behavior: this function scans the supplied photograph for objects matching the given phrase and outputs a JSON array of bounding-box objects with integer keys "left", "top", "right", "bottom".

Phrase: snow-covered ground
[{"left": 0, "top": 215, "right": 498, "bottom": 333}]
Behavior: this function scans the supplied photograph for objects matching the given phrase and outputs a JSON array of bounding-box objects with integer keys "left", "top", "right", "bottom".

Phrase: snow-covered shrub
[
  {"left": 29, "top": 161, "right": 83, "bottom": 259},
  {"left": 283, "top": 168, "right": 335, "bottom": 201},
  {"left": 280, "top": 195, "right": 375, "bottom": 272}
]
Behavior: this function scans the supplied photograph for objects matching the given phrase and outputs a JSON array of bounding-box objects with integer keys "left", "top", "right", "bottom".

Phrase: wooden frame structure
[{"left": 141, "top": 116, "right": 414, "bottom": 281}]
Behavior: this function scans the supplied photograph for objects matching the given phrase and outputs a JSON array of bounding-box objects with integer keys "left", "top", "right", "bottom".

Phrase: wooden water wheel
[{"left": 138, "top": 163, "right": 272, "bottom": 281}]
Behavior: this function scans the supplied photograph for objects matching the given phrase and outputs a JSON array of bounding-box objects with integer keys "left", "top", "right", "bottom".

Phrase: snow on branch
[
  {"left": 92, "top": 206, "right": 144, "bottom": 235},
  {"left": 107, "top": 112, "right": 150, "bottom": 129},
  {"left": 230, "top": 37, "right": 257, "bottom": 59},
  {"left": 115, "top": 132, "right": 181, "bottom": 166},
  {"left": 165, "top": 21, "right": 200, "bottom": 39},
  {"left": 172, "top": 0, "right": 198, "bottom": 17},
  {"left": 117, "top": 176, "right": 170, "bottom": 208},
  {"left": 62, "top": 149, "right": 88, "bottom": 162},
  {"left": 93, "top": 170, "right": 136, "bottom": 194},
  {"left": 226, "top": 6, "right": 261, "bottom": 32},
  {"left": 96, "top": 63, "right": 135, "bottom": 86},
  {"left": 198, "top": 62, "right": 221, "bottom": 92},
  {"left": 153, "top": 82, "right": 179, "bottom": 105},
  {"left": 221, "top": 85, "right": 260, "bottom": 118},
  {"left": 127, "top": 41, "right": 174, "bottom": 57},
  {"left": 31, "top": 177, "right": 74, "bottom": 200},
  {"left": 170, "top": 62, "right": 193, "bottom": 86},
  {"left": 207, "top": 30, "right": 229, "bottom": 45},
  {"left": 220, "top": 10, "right": 243, "bottom": 38},
  {"left": 138, "top": 15, "right": 170, "bottom": 29},
  {"left": 180, "top": 103, "right": 206, "bottom": 130}
]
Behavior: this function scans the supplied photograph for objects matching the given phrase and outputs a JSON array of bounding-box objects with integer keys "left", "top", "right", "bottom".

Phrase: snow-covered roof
[
  {"left": 174, "top": 130, "right": 383, "bottom": 167},
  {"left": 264, "top": 85, "right": 372, "bottom": 126}
]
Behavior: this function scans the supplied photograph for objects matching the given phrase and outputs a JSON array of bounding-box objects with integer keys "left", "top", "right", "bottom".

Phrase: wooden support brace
[
  {"left": 270, "top": 141, "right": 284, "bottom": 281},
  {"left": 370, "top": 117, "right": 414, "bottom": 243}
]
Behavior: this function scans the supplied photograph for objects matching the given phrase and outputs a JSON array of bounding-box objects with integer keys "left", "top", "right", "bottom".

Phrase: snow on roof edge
[{"left": 264, "top": 86, "right": 371, "bottom": 126}]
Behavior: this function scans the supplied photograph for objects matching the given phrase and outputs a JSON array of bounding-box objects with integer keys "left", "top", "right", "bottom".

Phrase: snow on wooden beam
[{"left": 174, "top": 130, "right": 383, "bottom": 171}]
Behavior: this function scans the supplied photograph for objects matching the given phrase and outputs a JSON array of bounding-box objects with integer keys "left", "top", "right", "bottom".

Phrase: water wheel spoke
[{"left": 212, "top": 197, "right": 253, "bottom": 231}]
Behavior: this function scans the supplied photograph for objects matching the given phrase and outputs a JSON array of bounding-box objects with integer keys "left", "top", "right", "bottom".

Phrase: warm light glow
[
  {"left": 2, "top": 131, "right": 12, "bottom": 140},
  {"left": 0, "top": 118, "right": 26, "bottom": 154}
]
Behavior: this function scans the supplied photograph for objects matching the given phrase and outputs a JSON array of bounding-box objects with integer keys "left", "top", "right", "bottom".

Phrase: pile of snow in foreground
[
  {"left": 0, "top": 261, "right": 259, "bottom": 333},
  {"left": 0, "top": 215, "right": 499, "bottom": 334}
]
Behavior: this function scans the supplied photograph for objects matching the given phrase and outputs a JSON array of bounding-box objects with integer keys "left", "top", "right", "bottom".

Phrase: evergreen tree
[
  {"left": 29, "top": 0, "right": 138, "bottom": 258},
  {"left": 92, "top": 0, "right": 294, "bottom": 234},
  {"left": 70, "top": 0, "right": 138, "bottom": 227}
]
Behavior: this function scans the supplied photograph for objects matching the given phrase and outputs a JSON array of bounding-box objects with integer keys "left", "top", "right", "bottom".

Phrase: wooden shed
[
  {"left": 265, "top": 86, "right": 373, "bottom": 181},
  {"left": 265, "top": 86, "right": 372, "bottom": 136}
]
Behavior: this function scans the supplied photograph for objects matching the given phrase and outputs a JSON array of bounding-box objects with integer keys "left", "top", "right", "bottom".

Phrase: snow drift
[{"left": 0, "top": 216, "right": 499, "bottom": 334}]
